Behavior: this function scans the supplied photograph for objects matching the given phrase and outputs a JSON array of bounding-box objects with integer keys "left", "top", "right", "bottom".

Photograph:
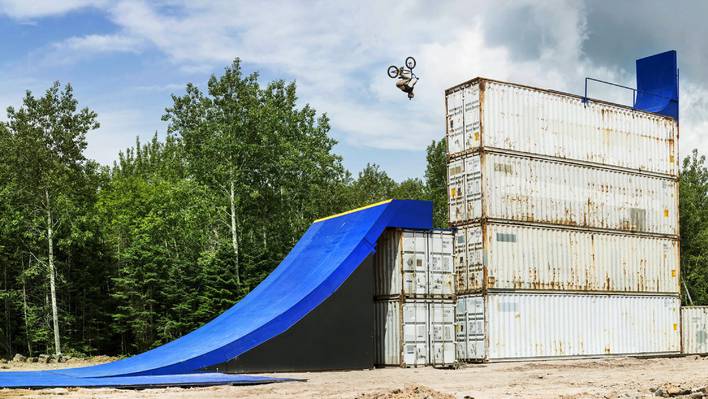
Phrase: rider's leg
[{"left": 397, "top": 78, "right": 411, "bottom": 92}]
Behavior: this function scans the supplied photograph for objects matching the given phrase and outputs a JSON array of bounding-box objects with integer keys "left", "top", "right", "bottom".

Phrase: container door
[
  {"left": 402, "top": 301, "right": 429, "bottom": 366},
  {"left": 430, "top": 302, "right": 456, "bottom": 366},
  {"left": 429, "top": 232, "right": 454, "bottom": 297},
  {"left": 401, "top": 231, "right": 428, "bottom": 296},
  {"left": 463, "top": 84, "right": 481, "bottom": 151},
  {"left": 455, "top": 296, "right": 486, "bottom": 361},
  {"left": 454, "top": 229, "right": 468, "bottom": 293},
  {"left": 446, "top": 91, "right": 464, "bottom": 155},
  {"left": 464, "top": 155, "right": 482, "bottom": 222},
  {"left": 466, "top": 226, "right": 484, "bottom": 291},
  {"left": 448, "top": 160, "right": 466, "bottom": 224}
]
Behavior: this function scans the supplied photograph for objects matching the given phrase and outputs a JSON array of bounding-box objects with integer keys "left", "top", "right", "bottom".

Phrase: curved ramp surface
[
  {"left": 0, "top": 371, "right": 289, "bottom": 389},
  {"left": 3, "top": 199, "right": 431, "bottom": 387},
  {"left": 635, "top": 50, "right": 679, "bottom": 120}
]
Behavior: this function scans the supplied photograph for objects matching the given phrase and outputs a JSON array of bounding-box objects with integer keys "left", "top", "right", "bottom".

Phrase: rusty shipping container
[
  {"left": 456, "top": 292, "right": 680, "bottom": 361},
  {"left": 374, "top": 229, "right": 454, "bottom": 298},
  {"left": 454, "top": 222, "right": 680, "bottom": 294},
  {"left": 374, "top": 299, "right": 455, "bottom": 367},
  {"left": 681, "top": 306, "right": 708, "bottom": 354},
  {"left": 448, "top": 152, "right": 678, "bottom": 236},
  {"left": 445, "top": 78, "right": 678, "bottom": 176}
]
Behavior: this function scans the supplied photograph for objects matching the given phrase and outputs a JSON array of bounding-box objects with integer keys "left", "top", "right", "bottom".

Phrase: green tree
[
  {"left": 348, "top": 164, "right": 397, "bottom": 206},
  {"left": 98, "top": 136, "right": 217, "bottom": 352},
  {"left": 2, "top": 82, "right": 99, "bottom": 355},
  {"left": 425, "top": 139, "right": 447, "bottom": 228},
  {"left": 0, "top": 63, "right": 458, "bottom": 357},
  {"left": 392, "top": 178, "right": 427, "bottom": 201},
  {"left": 680, "top": 149, "right": 708, "bottom": 305},
  {"left": 163, "top": 58, "right": 345, "bottom": 292}
]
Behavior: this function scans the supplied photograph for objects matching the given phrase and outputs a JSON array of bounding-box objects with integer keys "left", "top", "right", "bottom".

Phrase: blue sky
[{"left": 1, "top": 1, "right": 706, "bottom": 181}]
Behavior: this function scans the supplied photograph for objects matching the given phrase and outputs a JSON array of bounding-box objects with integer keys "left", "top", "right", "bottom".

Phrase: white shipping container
[
  {"left": 681, "top": 306, "right": 708, "bottom": 354},
  {"left": 456, "top": 293, "right": 680, "bottom": 361},
  {"left": 429, "top": 302, "right": 456, "bottom": 365},
  {"left": 374, "top": 229, "right": 454, "bottom": 297},
  {"left": 374, "top": 299, "right": 455, "bottom": 367},
  {"left": 429, "top": 232, "right": 455, "bottom": 297},
  {"left": 454, "top": 222, "right": 680, "bottom": 294},
  {"left": 448, "top": 152, "right": 678, "bottom": 236},
  {"left": 446, "top": 78, "right": 678, "bottom": 176}
]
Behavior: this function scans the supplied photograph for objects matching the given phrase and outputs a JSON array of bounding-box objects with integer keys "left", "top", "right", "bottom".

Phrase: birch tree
[
  {"left": 163, "top": 58, "right": 342, "bottom": 289},
  {"left": 424, "top": 139, "right": 448, "bottom": 228},
  {"left": 3, "top": 82, "right": 99, "bottom": 355},
  {"left": 680, "top": 149, "right": 708, "bottom": 305}
]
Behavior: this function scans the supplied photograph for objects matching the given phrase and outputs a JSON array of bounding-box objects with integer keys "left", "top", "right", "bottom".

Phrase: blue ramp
[
  {"left": 3, "top": 199, "right": 431, "bottom": 387},
  {"left": 0, "top": 371, "right": 290, "bottom": 389},
  {"left": 635, "top": 50, "right": 679, "bottom": 120}
]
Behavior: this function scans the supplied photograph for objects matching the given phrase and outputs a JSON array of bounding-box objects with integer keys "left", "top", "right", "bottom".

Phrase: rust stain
[
  {"left": 486, "top": 275, "right": 495, "bottom": 288},
  {"left": 605, "top": 273, "right": 612, "bottom": 291}
]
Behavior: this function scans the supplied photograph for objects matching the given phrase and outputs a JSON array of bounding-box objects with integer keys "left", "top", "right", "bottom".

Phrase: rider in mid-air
[
  {"left": 388, "top": 56, "right": 418, "bottom": 100},
  {"left": 396, "top": 69, "right": 418, "bottom": 99}
]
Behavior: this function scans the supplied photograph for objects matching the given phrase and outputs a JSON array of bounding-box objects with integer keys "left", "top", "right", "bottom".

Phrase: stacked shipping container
[
  {"left": 681, "top": 307, "right": 708, "bottom": 354},
  {"left": 447, "top": 78, "right": 681, "bottom": 361},
  {"left": 373, "top": 229, "right": 456, "bottom": 366}
]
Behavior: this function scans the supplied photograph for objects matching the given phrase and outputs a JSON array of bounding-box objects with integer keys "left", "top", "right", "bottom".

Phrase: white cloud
[
  {"left": 85, "top": 107, "right": 165, "bottom": 165},
  {"left": 88, "top": 1, "right": 600, "bottom": 153},
  {"left": 0, "top": 0, "right": 105, "bottom": 19},
  {"left": 679, "top": 83, "right": 708, "bottom": 158},
  {"left": 58, "top": 34, "right": 142, "bottom": 53},
  {"left": 3, "top": 0, "right": 705, "bottom": 165}
]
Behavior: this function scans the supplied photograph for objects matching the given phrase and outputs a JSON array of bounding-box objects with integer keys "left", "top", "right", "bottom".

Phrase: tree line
[
  {"left": 0, "top": 58, "right": 705, "bottom": 358},
  {"left": 0, "top": 59, "right": 447, "bottom": 357}
]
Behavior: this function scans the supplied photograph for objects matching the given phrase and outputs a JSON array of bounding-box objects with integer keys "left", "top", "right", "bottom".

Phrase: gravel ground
[{"left": 2, "top": 355, "right": 708, "bottom": 398}]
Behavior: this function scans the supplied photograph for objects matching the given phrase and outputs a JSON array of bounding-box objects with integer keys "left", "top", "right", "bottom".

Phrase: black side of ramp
[{"left": 207, "top": 255, "right": 374, "bottom": 373}]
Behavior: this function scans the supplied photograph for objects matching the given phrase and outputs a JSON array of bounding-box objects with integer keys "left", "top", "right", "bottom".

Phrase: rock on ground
[
  {"left": 354, "top": 384, "right": 456, "bottom": 399},
  {"left": 652, "top": 383, "right": 706, "bottom": 397}
]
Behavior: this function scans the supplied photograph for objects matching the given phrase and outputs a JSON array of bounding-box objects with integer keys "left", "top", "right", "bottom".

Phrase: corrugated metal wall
[
  {"left": 457, "top": 293, "right": 680, "bottom": 361},
  {"left": 429, "top": 301, "right": 456, "bottom": 365},
  {"left": 449, "top": 152, "right": 678, "bottom": 235},
  {"left": 373, "top": 299, "right": 455, "bottom": 366},
  {"left": 446, "top": 79, "right": 678, "bottom": 176},
  {"left": 429, "top": 232, "right": 455, "bottom": 297},
  {"left": 445, "top": 76, "right": 681, "bottom": 362},
  {"left": 454, "top": 223, "right": 680, "bottom": 294},
  {"left": 455, "top": 294, "right": 485, "bottom": 361},
  {"left": 374, "top": 229, "right": 454, "bottom": 298},
  {"left": 373, "top": 229, "right": 456, "bottom": 367},
  {"left": 681, "top": 307, "right": 708, "bottom": 354},
  {"left": 374, "top": 230, "right": 428, "bottom": 297}
]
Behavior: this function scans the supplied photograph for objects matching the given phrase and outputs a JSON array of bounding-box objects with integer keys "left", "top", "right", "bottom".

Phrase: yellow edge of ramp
[{"left": 314, "top": 199, "right": 393, "bottom": 223}]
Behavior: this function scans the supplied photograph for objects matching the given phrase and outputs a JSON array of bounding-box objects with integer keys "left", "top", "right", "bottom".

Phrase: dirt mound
[
  {"left": 651, "top": 382, "right": 706, "bottom": 397},
  {"left": 355, "top": 384, "right": 456, "bottom": 399}
]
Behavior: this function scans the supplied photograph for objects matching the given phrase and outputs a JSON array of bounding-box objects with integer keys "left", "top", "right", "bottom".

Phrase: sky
[{"left": 0, "top": 0, "right": 706, "bottom": 181}]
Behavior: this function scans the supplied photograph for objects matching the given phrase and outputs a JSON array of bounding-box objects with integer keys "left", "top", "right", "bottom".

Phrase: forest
[{"left": 0, "top": 59, "right": 705, "bottom": 358}]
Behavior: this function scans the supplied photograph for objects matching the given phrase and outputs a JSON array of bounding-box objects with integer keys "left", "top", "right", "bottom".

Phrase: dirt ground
[{"left": 2, "top": 355, "right": 708, "bottom": 398}]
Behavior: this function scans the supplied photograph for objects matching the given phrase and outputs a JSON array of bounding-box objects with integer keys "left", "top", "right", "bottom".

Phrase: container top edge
[
  {"left": 450, "top": 221, "right": 680, "bottom": 240},
  {"left": 444, "top": 76, "right": 677, "bottom": 122},
  {"left": 447, "top": 149, "right": 680, "bottom": 180},
  {"left": 385, "top": 227, "right": 455, "bottom": 234}
]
